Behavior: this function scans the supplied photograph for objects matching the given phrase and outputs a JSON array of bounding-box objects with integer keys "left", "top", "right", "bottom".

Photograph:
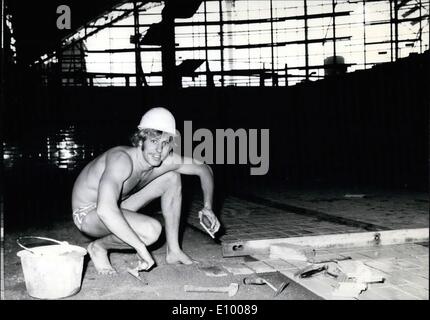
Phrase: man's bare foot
[
  {"left": 166, "top": 249, "right": 194, "bottom": 265},
  {"left": 87, "top": 242, "right": 117, "bottom": 275}
]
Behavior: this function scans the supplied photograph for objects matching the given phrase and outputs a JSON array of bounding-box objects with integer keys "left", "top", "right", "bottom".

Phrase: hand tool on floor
[
  {"left": 243, "top": 277, "right": 289, "bottom": 297},
  {"left": 184, "top": 283, "right": 239, "bottom": 297},
  {"left": 294, "top": 264, "right": 331, "bottom": 279},
  {"left": 309, "top": 256, "right": 352, "bottom": 264}
]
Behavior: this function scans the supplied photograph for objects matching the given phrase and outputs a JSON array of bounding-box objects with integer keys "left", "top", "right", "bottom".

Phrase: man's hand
[
  {"left": 136, "top": 259, "right": 154, "bottom": 271},
  {"left": 199, "top": 208, "right": 221, "bottom": 234},
  {"left": 136, "top": 248, "right": 155, "bottom": 271}
]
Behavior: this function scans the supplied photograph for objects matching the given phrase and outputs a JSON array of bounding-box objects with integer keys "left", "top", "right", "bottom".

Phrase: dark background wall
[{"left": 3, "top": 52, "right": 429, "bottom": 230}]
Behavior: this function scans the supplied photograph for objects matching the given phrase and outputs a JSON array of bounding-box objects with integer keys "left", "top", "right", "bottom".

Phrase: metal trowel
[
  {"left": 127, "top": 258, "right": 149, "bottom": 285},
  {"left": 200, "top": 214, "right": 216, "bottom": 239},
  {"left": 127, "top": 267, "right": 148, "bottom": 284},
  {"left": 199, "top": 212, "right": 222, "bottom": 244},
  {"left": 243, "top": 276, "right": 289, "bottom": 297}
]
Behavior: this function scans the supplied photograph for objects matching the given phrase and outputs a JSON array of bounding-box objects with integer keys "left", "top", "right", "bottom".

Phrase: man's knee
[
  {"left": 136, "top": 219, "right": 162, "bottom": 246},
  {"left": 164, "top": 172, "right": 182, "bottom": 190},
  {"left": 142, "top": 219, "right": 162, "bottom": 245}
]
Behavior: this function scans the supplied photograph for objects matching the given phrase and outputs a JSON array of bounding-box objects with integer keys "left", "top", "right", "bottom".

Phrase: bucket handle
[{"left": 17, "top": 236, "right": 70, "bottom": 255}]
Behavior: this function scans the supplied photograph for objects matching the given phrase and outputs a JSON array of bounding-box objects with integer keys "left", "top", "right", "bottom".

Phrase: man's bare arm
[
  {"left": 173, "top": 156, "right": 214, "bottom": 210},
  {"left": 96, "top": 150, "right": 153, "bottom": 265},
  {"left": 171, "top": 155, "right": 220, "bottom": 232}
]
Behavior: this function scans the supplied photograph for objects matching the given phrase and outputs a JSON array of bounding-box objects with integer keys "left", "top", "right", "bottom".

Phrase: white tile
[
  {"left": 244, "top": 261, "right": 277, "bottom": 273},
  {"left": 222, "top": 263, "right": 255, "bottom": 275},
  {"left": 396, "top": 285, "right": 429, "bottom": 300}
]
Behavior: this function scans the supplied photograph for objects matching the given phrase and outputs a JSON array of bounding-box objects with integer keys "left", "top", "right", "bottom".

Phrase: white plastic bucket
[{"left": 17, "top": 236, "right": 87, "bottom": 299}]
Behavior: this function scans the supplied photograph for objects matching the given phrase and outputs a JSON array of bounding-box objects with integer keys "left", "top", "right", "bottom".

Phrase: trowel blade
[{"left": 127, "top": 268, "right": 148, "bottom": 285}]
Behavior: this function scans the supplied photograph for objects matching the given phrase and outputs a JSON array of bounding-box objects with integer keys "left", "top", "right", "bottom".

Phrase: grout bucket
[{"left": 17, "top": 236, "right": 87, "bottom": 299}]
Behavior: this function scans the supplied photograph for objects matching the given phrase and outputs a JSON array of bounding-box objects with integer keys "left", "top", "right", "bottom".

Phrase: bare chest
[{"left": 121, "top": 166, "right": 172, "bottom": 198}]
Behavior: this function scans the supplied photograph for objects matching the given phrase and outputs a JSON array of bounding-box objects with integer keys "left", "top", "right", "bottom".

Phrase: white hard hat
[{"left": 137, "top": 107, "right": 177, "bottom": 136}]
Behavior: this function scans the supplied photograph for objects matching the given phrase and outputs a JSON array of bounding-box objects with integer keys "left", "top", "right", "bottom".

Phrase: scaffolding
[{"left": 32, "top": 0, "right": 430, "bottom": 87}]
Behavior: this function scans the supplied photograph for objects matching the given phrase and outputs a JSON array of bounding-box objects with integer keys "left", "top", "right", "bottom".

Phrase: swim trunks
[{"left": 72, "top": 203, "right": 97, "bottom": 230}]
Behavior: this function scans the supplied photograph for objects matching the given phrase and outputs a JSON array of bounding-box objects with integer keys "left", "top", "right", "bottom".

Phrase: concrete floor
[
  {"left": 4, "top": 187, "right": 428, "bottom": 300},
  {"left": 4, "top": 218, "right": 320, "bottom": 300}
]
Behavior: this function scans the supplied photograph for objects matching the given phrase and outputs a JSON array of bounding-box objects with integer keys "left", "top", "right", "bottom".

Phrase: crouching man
[{"left": 71, "top": 107, "right": 220, "bottom": 274}]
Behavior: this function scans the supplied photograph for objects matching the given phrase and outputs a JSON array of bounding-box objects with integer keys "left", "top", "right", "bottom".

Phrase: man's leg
[
  {"left": 120, "top": 172, "right": 193, "bottom": 265},
  {"left": 80, "top": 209, "right": 162, "bottom": 274},
  {"left": 160, "top": 172, "right": 194, "bottom": 265}
]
